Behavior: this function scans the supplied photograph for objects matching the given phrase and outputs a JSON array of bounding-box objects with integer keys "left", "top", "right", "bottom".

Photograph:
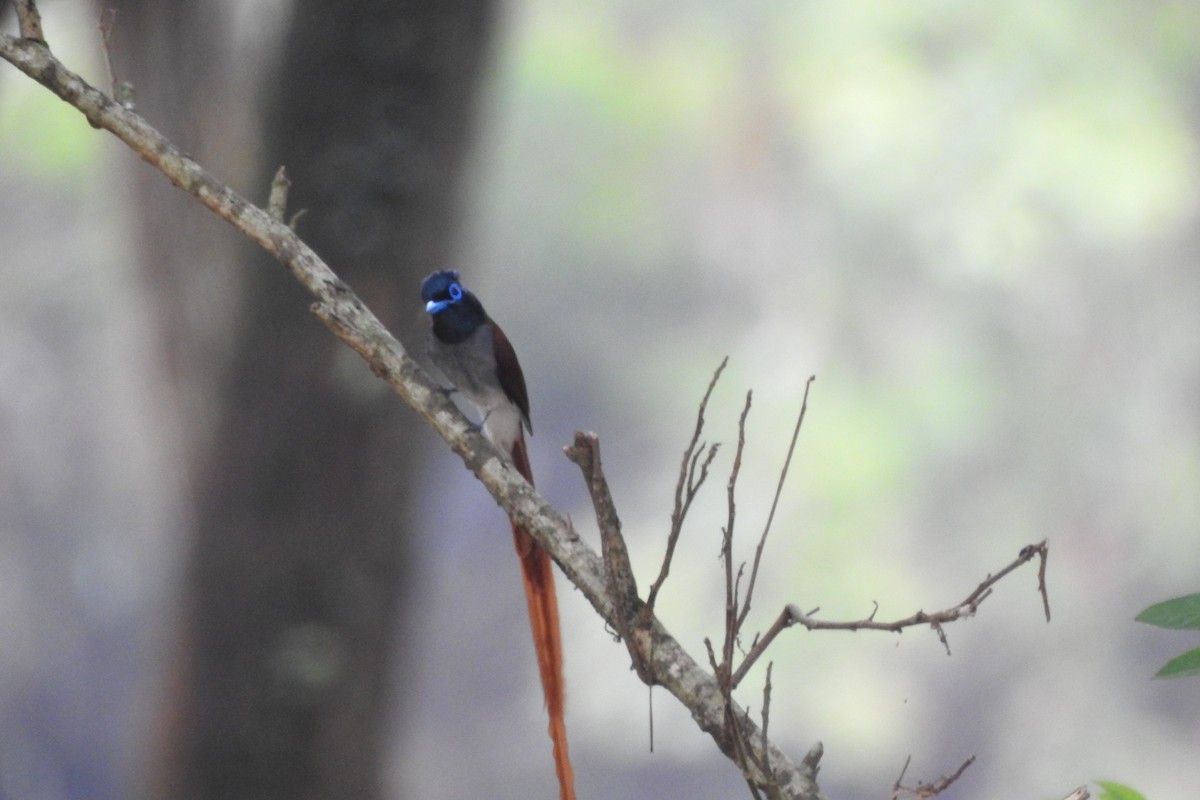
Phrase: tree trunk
[{"left": 113, "top": 1, "right": 496, "bottom": 798}]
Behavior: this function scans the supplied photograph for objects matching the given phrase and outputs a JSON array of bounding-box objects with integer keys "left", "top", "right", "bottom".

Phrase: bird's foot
[{"left": 466, "top": 409, "right": 494, "bottom": 435}]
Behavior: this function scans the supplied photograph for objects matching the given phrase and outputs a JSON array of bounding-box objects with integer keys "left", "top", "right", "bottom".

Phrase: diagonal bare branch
[
  {"left": 722, "top": 391, "right": 753, "bottom": 679},
  {"left": 0, "top": 26, "right": 826, "bottom": 800}
]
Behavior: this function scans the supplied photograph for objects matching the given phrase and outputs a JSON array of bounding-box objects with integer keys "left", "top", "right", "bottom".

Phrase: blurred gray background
[{"left": 2, "top": 1, "right": 1199, "bottom": 799}]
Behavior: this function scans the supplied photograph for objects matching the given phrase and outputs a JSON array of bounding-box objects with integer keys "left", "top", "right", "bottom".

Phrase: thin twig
[
  {"left": 704, "top": 637, "right": 720, "bottom": 675},
  {"left": 738, "top": 376, "right": 815, "bottom": 631},
  {"left": 646, "top": 357, "right": 727, "bottom": 614},
  {"left": 731, "top": 607, "right": 793, "bottom": 689},
  {"left": 718, "top": 392, "right": 758, "bottom": 794},
  {"left": 647, "top": 684, "right": 654, "bottom": 753},
  {"left": 889, "top": 754, "right": 975, "bottom": 799},
  {"left": 891, "top": 755, "right": 913, "bottom": 798},
  {"left": 722, "top": 391, "right": 753, "bottom": 680},
  {"left": 760, "top": 662, "right": 776, "bottom": 791},
  {"left": 1032, "top": 541, "right": 1051, "bottom": 621},
  {"left": 731, "top": 541, "right": 1050, "bottom": 688}
]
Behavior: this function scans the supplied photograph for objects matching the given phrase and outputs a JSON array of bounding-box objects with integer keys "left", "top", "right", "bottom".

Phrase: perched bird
[{"left": 421, "top": 270, "right": 575, "bottom": 800}]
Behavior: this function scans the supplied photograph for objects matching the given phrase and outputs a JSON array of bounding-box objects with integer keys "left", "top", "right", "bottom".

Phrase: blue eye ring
[{"left": 425, "top": 281, "right": 465, "bottom": 314}]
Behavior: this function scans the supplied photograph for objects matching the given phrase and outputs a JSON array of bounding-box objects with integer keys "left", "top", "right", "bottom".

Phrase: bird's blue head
[
  {"left": 422, "top": 270, "right": 465, "bottom": 315},
  {"left": 422, "top": 270, "right": 487, "bottom": 344}
]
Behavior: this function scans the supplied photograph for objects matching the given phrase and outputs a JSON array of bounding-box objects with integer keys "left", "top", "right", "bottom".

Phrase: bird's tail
[{"left": 510, "top": 434, "right": 575, "bottom": 800}]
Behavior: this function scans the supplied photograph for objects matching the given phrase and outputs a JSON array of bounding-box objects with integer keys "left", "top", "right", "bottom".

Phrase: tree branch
[
  {"left": 645, "top": 357, "right": 726, "bottom": 614},
  {"left": 13, "top": 0, "right": 45, "bottom": 43},
  {"left": 889, "top": 754, "right": 975, "bottom": 800},
  {"left": 737, "top": 376, "right": 815, "bottom": 632},
  {"left": 0, "top": 26, "right": 826, "bottom": 800},
  {"left": 731, "top": 541, "right": 1051, "bottom": 688},
  {"left": 564, "top": 432, "right": 653, "bottom": 684}
]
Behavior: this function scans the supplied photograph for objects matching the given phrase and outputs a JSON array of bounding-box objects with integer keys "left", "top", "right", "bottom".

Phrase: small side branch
[
  {"left": 889, "top": 754, "right": 975, "bottom": 800},
  {"left": 645, "top": 357, "right": 727, "bottom": 614},
  {"left": 732, "top": 541, "right": 1050, "bottom": 688},
  {"left": 14, "top": 0, "right": 46, "bottom": 43},
  {"left": 721, "top": 390, "right": 753, "bottom": 678},
  {"left": 1029, "top": 541, "right": 1052, "bottom": 622},
  {"left": 711, "top": 392, "right": 782, "bottom": 794},
  {"left": 565, "top": 432, "right": 653, "bottom": 683},
  {"left": 758, "top": 662, "right": 777, "bottom": 789},
  {"left": 737, "top": 376, "right": 815, "bottom": 632}
]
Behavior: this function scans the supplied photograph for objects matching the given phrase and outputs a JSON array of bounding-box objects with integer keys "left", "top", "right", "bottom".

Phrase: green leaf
[
  {"left": 1136, "top": 593, "right": 1200, "bottom": 630},
  {"left": 1095, "top": 780, "right": 1147, "bottom": 800},
  {"left": 1153, "top": 647, "right": 1200, "bottom": 679}
]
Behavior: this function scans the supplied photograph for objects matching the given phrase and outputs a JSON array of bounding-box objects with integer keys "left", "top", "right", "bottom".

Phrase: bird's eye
[{"left": 448, "top": 283, "right": 463, "bottom": 302}]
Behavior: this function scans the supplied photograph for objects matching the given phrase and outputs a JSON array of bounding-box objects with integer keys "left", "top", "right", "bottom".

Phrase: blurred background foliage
[{"left": 2, "top": 1, "right": 1200, "bottom": 799}]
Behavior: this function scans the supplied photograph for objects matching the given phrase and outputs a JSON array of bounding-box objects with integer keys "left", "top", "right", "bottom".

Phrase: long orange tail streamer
[{"left": 510, "top": 434, "right": 575, "bottom": 800}]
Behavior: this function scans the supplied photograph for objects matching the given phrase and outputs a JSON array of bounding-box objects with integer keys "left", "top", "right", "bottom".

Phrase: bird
[{"left": 421, "top": 269, "right": 575, "bottom": 800}]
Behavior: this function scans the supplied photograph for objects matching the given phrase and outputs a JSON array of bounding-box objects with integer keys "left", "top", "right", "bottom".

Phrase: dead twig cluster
[{"left": 568, "top": 359, "right": 1051, "bottom": 797}]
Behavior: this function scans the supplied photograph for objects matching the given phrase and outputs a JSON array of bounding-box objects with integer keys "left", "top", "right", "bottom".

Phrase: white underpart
[
  {"left": 479, "top": 403, "right": 525, "bottom": 456},
  {"left": 427, "top": 322, "right": 528, "bottom": 458}
]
